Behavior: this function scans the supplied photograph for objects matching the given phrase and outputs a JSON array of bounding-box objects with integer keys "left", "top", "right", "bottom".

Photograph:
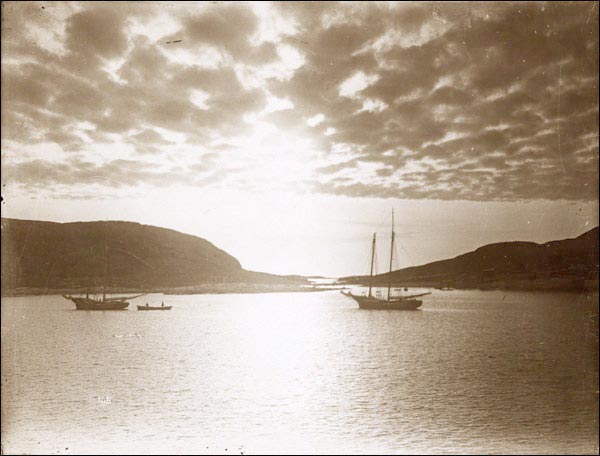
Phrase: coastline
[
  {"left": 335, "top": 276, "right": 599, "bottom": 294},
  {"left": 2, "top": 279, "right": 597, "bottom": 297},
  {"left": 1, "top": 283, "right": 347, "bottom": 298}
]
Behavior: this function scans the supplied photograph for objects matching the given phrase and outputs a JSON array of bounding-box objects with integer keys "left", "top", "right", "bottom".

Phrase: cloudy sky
[{"left": 1, "top": 1, "right": 598, "bottom": 276}]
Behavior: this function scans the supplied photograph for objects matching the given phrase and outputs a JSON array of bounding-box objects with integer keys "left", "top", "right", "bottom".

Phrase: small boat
[
  {"left": 342, "top": 209, "right": 431, "bottom": 310},
  {"left": 137, "top": 303, "right": 172, "bottom": 311}
]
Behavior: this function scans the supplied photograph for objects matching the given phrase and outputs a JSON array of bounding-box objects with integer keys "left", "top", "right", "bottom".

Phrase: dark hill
[
  {"left": 1, "top": 218, "right": 304, "bottom": 293},
  {"left": 339, "top": 227, "right": 599, "bottom": 291}
]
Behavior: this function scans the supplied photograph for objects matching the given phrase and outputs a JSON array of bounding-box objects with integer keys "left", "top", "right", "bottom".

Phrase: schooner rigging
[
  {"left": 342, "top": 209, "right": 431, "bottom": 310},
  {"left": 63, "top": 235, "right": 144, "bottom": 310}
]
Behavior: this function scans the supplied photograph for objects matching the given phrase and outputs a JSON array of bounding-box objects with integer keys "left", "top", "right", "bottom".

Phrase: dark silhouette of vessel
[
  {"left": 64, "top": 295, "right": 140, "bottom": 310},
  {"left": 63, "top": 235, "right": 143, "bottom": 310},
  {"left": 137, "top": 303, "right": 172, "bottom": 311},
  {"left": 342, "top": 210, "right": 431, "bottom": 310}
]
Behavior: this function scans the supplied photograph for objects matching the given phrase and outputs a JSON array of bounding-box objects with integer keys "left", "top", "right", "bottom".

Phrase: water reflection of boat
[{"left": 342, "top": 210, "right": 431, "bottom": 310}]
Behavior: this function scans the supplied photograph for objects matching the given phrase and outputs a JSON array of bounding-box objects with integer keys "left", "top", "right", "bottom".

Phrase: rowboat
[{"left": 137, "top": 304, "right": 172, "bottom": 311}]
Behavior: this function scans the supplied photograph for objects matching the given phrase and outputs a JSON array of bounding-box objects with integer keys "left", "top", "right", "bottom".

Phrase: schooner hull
[
  {"left": 64, "top": 296, "right": 129, "bottom": 310},
  {"left": 342, "top": 292, "right": 423, "bottom": 310}
]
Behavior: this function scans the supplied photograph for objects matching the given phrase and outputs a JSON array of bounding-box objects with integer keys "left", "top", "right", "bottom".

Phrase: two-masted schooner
[
  {"left": 342, "top": 209, "right": 430, "bottom": 310},
  {"left": 63, "top": 239, "right": 144, "bottom": 310}
]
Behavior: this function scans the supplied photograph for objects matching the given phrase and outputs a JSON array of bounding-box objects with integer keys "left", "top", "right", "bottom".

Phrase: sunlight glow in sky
[{"left": 1, "top": 1, "right": 598, "bottom": 276}]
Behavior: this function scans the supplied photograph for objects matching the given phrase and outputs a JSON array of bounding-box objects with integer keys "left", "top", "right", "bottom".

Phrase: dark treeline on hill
[
  {"left": 1, "top": 218, "right": 305, "bottom": 294},
  {"left": 339, "top": 227, "right": 599, "bottom": 292}
]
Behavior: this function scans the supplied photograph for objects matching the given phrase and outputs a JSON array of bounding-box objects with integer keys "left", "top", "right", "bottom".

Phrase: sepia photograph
[{"left": 1, "top": 1, "right": 598, "bottom": 454}]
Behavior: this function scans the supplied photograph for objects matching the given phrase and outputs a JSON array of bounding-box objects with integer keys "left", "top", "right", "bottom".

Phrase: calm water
[{"left": 1, "top": 290, "right": 598, "bottom": 455}]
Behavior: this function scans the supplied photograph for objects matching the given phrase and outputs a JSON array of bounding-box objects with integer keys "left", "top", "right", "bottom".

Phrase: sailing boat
[
  {"left": 342, "top": 209, "right": 431, "bottom": 310},
  {"left": 63, "top": 237, "right": 144, "bottom": 310}
]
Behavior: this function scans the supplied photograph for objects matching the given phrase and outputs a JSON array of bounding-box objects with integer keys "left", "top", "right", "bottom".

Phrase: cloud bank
[{"left": 2, "top": 1, "right": 598, "bottom": 201}]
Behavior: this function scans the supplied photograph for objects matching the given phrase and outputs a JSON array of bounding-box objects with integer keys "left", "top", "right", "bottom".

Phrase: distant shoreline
[
  {"left": 335, "top": 277, "right": 599, "bottom": 293},
  {"left": 2, "top": 280, "right": 597, "bottom": 297},
  {"left": 1, "top": 283, "right": 348, "bottom": 298}
]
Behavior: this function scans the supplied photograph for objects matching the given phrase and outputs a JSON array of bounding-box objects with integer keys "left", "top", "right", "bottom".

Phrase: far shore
[
  {"left": 1, "top": 283, "right": 349, "bottom": 298},
  {"left": 2, "top": 278, "right": 597, "bottom": 297},
  {"left": 335, "top": 276, "right": 599, "bottom": 293}
]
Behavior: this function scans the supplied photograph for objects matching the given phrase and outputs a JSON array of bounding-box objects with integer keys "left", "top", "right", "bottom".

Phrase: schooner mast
[
  {"left": 387, "top": 209, "right": 395, "bottom": 301},
  {"left": 368, "top": 233, "right": 376, "bottom": 298},
  {"left": 102, "top": 238, "right": 109, "bottom": 302}
]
